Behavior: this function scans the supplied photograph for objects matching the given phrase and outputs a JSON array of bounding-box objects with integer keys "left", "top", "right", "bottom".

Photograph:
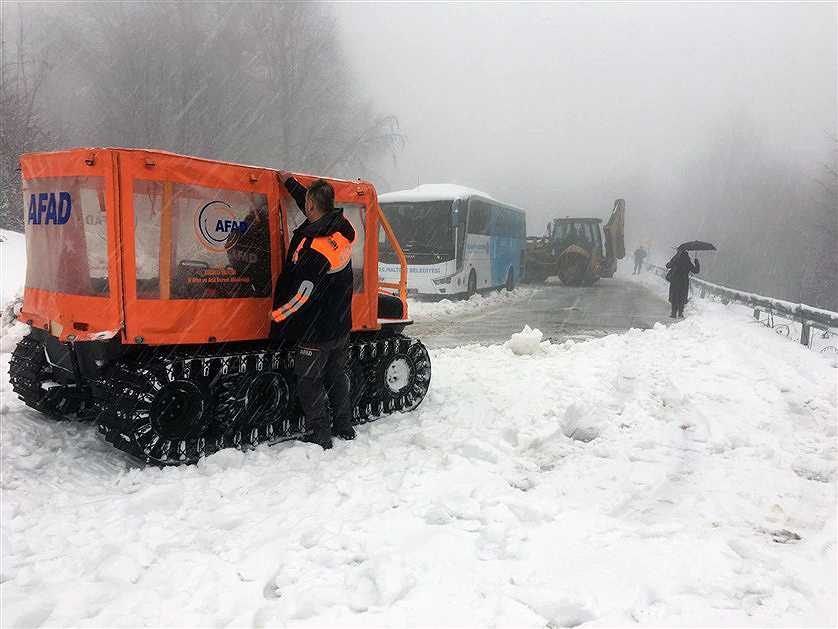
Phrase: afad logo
[
  {"left": 194, "top": 200, "right": 249, "bottom": 253},
  {"left": 27, "top": 192, "right": 72, "bottom": 225}
]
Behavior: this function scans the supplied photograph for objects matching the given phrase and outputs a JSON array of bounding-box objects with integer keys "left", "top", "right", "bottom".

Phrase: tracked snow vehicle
[
  {"left": 10, "top": 148, "right": 431, "bottom": 465},
  {"left": 523, "top": 199, "right": 626, "bottom": 286}
]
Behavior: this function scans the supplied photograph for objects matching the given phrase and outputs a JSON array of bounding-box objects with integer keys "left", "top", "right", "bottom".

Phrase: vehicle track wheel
[
  {"left": 9, "top": 334, "right": 92, "bottom": 420},
  {"left": 98, "top": 362, "right": 218, "bottom": 465},
  {"left": 237, "top": 371, "right": 293, "bottom": 448},
  {"left": 373, "top": 337, "right": 432, "bottom": 414},
  {"left": 151, "top": 381, "right": 206, "bottom": 439},
  {"left": 506, "top": 268, "right": 515, "bottom": 291},
  {"left": 467, "top": 270, "right": 477, "bottom": 297}
]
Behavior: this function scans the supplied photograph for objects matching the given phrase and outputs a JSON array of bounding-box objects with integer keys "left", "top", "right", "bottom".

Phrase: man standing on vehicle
[{"left": 271, "top": 170, "right": 356, "bottom": 449}]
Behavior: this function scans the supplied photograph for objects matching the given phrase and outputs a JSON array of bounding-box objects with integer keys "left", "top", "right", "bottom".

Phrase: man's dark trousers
[{"left": 294, "top": 336, "right": 353, "bottom": 443}]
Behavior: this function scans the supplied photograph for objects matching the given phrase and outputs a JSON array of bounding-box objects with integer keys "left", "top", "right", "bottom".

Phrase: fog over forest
[
  {"left": 1, "top": 2, "right": 835, "bottom": 307},
  {"left": 334, "top": 3, "right": 837, "bottom": 308}
]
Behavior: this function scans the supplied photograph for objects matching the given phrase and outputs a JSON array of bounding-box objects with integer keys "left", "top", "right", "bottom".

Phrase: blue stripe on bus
[{"left": 490, "top": 236, "right": 523, "bottom": 285}]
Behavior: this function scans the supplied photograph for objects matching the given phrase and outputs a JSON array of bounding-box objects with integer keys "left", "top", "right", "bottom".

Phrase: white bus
[{"left": 378, "top": 184, "right": 526, "bottom": 298}]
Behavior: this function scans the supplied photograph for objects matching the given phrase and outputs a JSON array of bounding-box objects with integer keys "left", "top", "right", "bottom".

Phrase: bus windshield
[{"left": 380, "top": 201, "right": 454, "bottom": 256}]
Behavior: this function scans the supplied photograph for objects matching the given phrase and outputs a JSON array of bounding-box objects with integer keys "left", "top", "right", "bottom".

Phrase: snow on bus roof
[{"left": 378, "top": 184, "right": 497, "bottom": 204}]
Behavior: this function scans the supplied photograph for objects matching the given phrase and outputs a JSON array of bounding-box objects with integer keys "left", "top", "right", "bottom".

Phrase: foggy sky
[{"left": 333, "top": 2, "right": 836, "bottom": 236}]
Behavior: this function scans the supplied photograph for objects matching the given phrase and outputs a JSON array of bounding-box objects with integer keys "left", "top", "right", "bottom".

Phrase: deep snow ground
[
  {"left": 0, "top": 230, "right": 25, "bottom": 329},
  {"left": 2, "top": 293, "right": 836, "bottom": 626}
]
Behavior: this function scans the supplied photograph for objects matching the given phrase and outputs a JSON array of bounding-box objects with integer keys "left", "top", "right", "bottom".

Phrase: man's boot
[
  {"left": 333, "top": 425, "right": 356, "bottom": 440},
  {"left": 304, "top": 418, "right": 333, "bottom": 449},
  {"left": 304, "top": 432, "right": 333, "bottom": 450}
]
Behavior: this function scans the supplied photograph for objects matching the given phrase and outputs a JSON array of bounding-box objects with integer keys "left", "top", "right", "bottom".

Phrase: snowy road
[
  {"left": 1, "top": 257, "right": 836, "bottom": 627},
  {"left": 411, "top": 276, "right": 670, "bottom": 348}
]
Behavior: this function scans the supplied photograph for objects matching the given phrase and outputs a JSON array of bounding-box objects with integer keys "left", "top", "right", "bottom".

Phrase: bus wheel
[
  {"left": 467, "top": 270, "right": 477, "bottom": 297},
  {"left": 505, "top": 268, "right": 515, "bottom": 292}
]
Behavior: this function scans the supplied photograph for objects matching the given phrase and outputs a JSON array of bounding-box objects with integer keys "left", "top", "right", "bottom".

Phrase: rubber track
[
  {"left": 96, "top": 334, "right": 431, "bottom": 465},
  {"left": 8, "top": 335, "right": 87, "bottom": 418}
]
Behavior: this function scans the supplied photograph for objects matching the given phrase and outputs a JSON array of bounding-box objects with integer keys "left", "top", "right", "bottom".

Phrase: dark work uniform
[
  {"left": 271, "top": 176, "right": 356, "bottom": 447},
  {"left": 665, "top": 249, "right": 699, "bottom": 318}
]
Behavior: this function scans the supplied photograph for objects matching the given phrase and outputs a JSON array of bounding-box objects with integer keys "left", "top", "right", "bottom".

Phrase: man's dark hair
[{"left": 307, "top": 179, "right": 335, "bottom": 213}]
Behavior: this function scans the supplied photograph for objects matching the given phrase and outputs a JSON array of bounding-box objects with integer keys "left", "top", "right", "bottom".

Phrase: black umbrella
[{"left": 677, "top": 240, "right": 717, "bottom": 252}]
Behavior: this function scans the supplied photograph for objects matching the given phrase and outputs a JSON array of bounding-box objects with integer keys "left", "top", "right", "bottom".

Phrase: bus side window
[
  {"left": 505, "top": 210, "right": 516, "bottom": 237},
  {"left": 496, "top": 208, "right": 507, "bottom": 236},
  {"left": 467, "top": 199, "right": 490, "bottom": 235}
]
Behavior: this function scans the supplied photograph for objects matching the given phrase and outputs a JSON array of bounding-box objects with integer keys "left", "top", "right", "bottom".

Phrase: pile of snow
[
  {"left": 0, "top": 230, "right": 27, "bottom": 346},
  {"left": 506, "top": 324, "right": 545, "bottom": 355},
  {"left": 560, "top": 402, "right": 603, "bottom": 443},
  {"left": 379, "top": 183, "right": 497, "bottom": 204},
  {"left": 1, "top": 297, "right": 835, "bottom": 626},
  {"left": 408, "top": 287, "right": 537, "bottom": 322}
]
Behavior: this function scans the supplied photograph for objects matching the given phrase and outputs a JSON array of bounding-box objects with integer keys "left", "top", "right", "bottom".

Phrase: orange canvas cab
[{"left": 11, "top": 148, "right": 431, "bottom": 464}]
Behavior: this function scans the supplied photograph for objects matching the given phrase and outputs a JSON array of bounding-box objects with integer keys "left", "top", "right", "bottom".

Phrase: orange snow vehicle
[{"left": 10, "top": 148, "right": 431, "bottom": 464}]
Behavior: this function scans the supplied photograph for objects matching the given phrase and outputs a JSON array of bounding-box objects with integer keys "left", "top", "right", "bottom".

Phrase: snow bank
[
  {"left": 506, "top": 325, "right": 545, "bottom": 355},
  {"left": 2, "top": 299, "right": 835, "bottom": 626},
  {"left": 408, "top": 287, "right": 537, "bottom": 322},
  {"left": 628, "top": 265, "right": 838, "bottom": 354},
  {"left": 1, "top": 230, "right": 26, "bottom": 342},
  {"left": 1, "top": 229, "right": 26, "bottom": 310},
  {"left": 379, "top": 183, "right": 497, "bottom": 204}
]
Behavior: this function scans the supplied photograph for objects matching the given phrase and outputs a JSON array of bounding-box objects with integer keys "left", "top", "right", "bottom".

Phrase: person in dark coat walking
[
  {"left": 633, "top": 246, "right": 647, "bottom": 274},
  {"left": 665, "top": 246, "right": 700, "bottom": 318},
  {"left": 271, "top": 171, "right": 356, "bottom": 449}
]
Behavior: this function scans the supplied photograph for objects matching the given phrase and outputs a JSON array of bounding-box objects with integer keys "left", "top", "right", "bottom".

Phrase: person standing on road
[
  {"left": 665, "top": 246, "right": 700, "bottom": 318},
  {"left": 270, "top": 170, "right": 356, "bottom": 449},
  {"left": 633, "top": 246, "right": 647, "bottom": 274}
]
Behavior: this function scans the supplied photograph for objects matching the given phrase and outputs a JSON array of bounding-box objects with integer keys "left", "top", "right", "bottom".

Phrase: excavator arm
[{"left": 604, "top": 198, "right": 625, "bottom": 262}]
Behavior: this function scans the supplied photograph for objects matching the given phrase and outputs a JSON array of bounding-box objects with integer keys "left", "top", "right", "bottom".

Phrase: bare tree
[
  {"left": 641, "top": 118, "right": 837, "bottom": 310},
  {"left": 0, "top": 5, "right": 61, "bottom": 231},
  {"left": 240, "top": 3, "right": 404, "bottom": 176},
  {"left": 37, "top": 2, "right": 402, "bottom": 178},
  {"left": 803, "top": 135, "right": 838, "bottom": 309}
]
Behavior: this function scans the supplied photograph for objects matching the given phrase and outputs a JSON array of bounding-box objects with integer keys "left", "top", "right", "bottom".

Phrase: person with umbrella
[{"left": 665, "top": 241, "right": 714, "bottom": 318}]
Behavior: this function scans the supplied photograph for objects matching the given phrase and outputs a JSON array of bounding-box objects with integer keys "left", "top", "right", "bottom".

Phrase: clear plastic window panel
[
  {"left": 22, "top": 176, "right": 108, "bottom": 296},
  {"left": 133, "top": 180, "right": 271, "bottom": 299},
  {"left": 285, "top": 199, "right": 307, "bottom": 232},
  {"left": 342, "top": 203, "right": 366, "bottom": 292}
]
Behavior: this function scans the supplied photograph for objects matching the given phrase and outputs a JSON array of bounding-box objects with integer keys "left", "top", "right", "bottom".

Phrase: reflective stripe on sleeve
[{"left": 271, "top": 280, "right": 314, "bottom": 322}]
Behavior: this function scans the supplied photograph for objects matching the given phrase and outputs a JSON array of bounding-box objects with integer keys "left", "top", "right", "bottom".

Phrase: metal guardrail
[{"left": 646, "top": 263, "right": 838, "bottom": 347}]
